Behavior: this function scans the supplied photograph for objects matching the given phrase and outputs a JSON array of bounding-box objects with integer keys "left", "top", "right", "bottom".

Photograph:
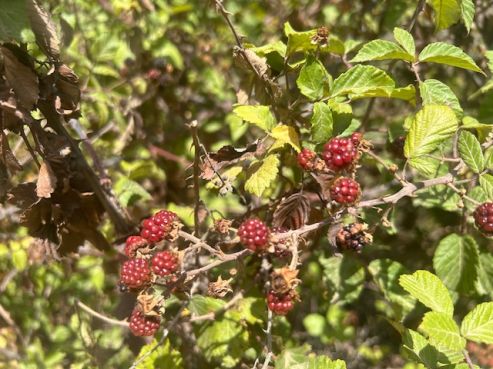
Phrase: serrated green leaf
[
  {"left": 114, "top": 177, "right": 152, "bottom": 207},
  {"left": 458, "top": 131, "right": 485, "bottom": 173},
  {"left": 244, "top": 154, "right": 279, "bottom": 197},
  {"left": 331, "top": 65, "right": 394, "bottom": 98},
  {"left": 429, "top": 0, "right": 461, "bottom": 30},
  {"left": 351, "top": 40, "right": 414, "bottom": 63},
  {"left": 250, "top": 41, "right": 287, "bottom": 58},
  {"left": 461, "top": 116, "right": 493, "bottom": 141},
  {"left": 308, "top": 357, "right": 347, "bottom": 369},
  {"left": 486, "top": 51, "right": 493, "bottom": 74},
  {"left": 368, "top": 259, "right": 416, "bottom": 319},
  {"left": 404, "top": 105, "right": 458, "bottom": 158},
  {"left": 420, "top": 311, "right": 466, "bottom": 352},
  {"left": 477, "top": 253, "right": 493, "bottom": 299},
  {"left": 419, "top": 79, "right": 462, "bottom": 117},
  {"left": 233, "top": 105, "right": 276, "bottom": 131},
  {"left": 225, "top": 297, "right": 264, "bottom": 325},
  {"left": 188, "top": 295, "right": 225, "bottom": 317},
  {"left": 270, "top": 125, "right": 301, "bottom": 152},
  {"left": 321, "top": 256, "right": 365, "bottom": 303},
  {"left": 135, "top": 339, "right": 183, "bottom": 369},
  {"left": 460, "top": 0, "right": 475, "bottom": 32},
  {"left": 275, "top": 346, "right": 311, "bottom": 369},
  {"left": 399, "top": 270, "right": 454, "bottom": 316},
  {"left": 328, "top": 100, "right": 353, "bottom": 136},
  {"left": 433, "top": 234, "right": 479, "bottom": 293},
  {"left": 0, "top": 0, "right": 29, "bottom": 41},
  {"left": 402, "top": 328, "right": 439, "bottom": 369},
  {"left": 311, "top": 102, "right": 333, "bottom": 143},
  {"left": 409, "top": 156, "right": 441, "bottom": 178},
  {"left": 479, "top": 174, "right": 493, "bottom": 200},
  {"left": 393, "top": 27, "right": 416, "bottom": 56},
  {"left": 296, "top": 56, "right": 331, "bottom": 100},
  {"left": 419, "top": 42, "right": 483, "bottom": 73},
  {"left": 461, "top": 302, "right": 493, "bottom": 344},
  {"left": 284, "top": 22, "right": 344, "bottom": 56}
]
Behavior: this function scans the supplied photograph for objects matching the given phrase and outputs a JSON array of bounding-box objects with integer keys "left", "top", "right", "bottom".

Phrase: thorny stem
[
  {"left": 260, "top": 309, "right": 273, "bottom": 369},
  {"left": 189, "top": 120, "right": 202, "bottom": 236}
]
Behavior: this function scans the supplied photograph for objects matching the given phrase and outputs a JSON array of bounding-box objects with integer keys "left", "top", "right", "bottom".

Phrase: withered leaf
[
  {"left": 36, "top": 161, "right": 57, "bottom": 198},
  {"left": 272, "top": 192, "right": 310, "bottom": 230},
  {"left": 209, "top": 142, "right": 258, "bottom": 162},
  {"left": 55, "top": 64, "right": 80, "bottom": 111},
  {"left": 1, "top": 46, "right": 39, "bottom": 109},
  {"left": 0, "top": 131, "right": 22, "bottom": 173},
  {"left": 27, "top": 0, "right": 61, "bottom": 60}
]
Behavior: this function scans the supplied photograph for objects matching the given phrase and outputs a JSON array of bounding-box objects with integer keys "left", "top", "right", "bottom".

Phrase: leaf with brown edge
[
  {"left": 1, "top": 46, "right": 39, "bottom": 109},
  {"left": 26, "top": 0, "right": 60, "bottom": 60},
  {"left": 0, "top": 131, "right": 22, "bottom": 173},
  {"left": 273, "top": 192, "right": 310, "bottom": 229},
  {"left": 36, "top": 161, "right": 57, "bottom": 198}
]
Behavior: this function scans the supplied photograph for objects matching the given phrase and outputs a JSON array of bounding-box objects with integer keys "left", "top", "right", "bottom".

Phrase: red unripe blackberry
[
  {"left": 336, "top": 223, "right": 373, "bottom": 253},
  {"left": 140, "top": 210, "right": 177, "bottom": 243},
  {"left": 330, "top": 177, "right": 360, "bottom": 205},
  {"left": 151, "top": 251, "right": 179, "bottom": 277},
  {"left": 129, "top": 310, "right": 160, "bottom": 337},
  {"left": 238, "top": 218, "right": 270, "bottom": 251},
  {"left": 267, "top": 290, "right": 294, "bottom": 315},
  {"left": 125, "top": 236, "right": 148, "bottom": 258},
  {"left": 119, "top": 258, "right": 151, "bottom": 289},
  {"left": 322, "top": 136, "right": 359, "bottom": 170},
  {"left": 474, "top": 202, "right": 493, "bottom": 236},
  {"left": 297, "top": 148, "right": 317, "bottom": 171}
]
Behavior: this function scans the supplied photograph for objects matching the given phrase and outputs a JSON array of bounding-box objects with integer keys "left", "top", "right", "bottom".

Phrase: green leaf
[
  {"left": 404, "top": 105, "right": 459, "bottom": 159},
  {"left": 250, "top": 41, "right": 287, "bottom": 58},
  {"left": 419, "top": 42, "right": 483, "bottom": 73},
  {"left": 401, "top": 328, "right": 439, "bottom": 369},
  {"left": 433, "top": 234, "right": 479, "bottom": 293},
  {"left": 329, "top": 100, "right": 353, "bottom": 136},
  {"left": 420, "top": 311, "right": 466, "bottom": 352},
  {"left": 135, "top": 339, "right": 184, "bottom": 369},
  {"left": 311, "top": 102, "right": 333, "bottom": 143},
  {"left": 429, "top": 0, "right": 461, "bottom": 30},
  {"left": 284, "top": 22, "right": 344, "bottom": 56},
  {"left": 460, "top": 0, "right": 475, "bottom": 32},
  {"left": 368, "top": 259, "right": 416, "bottom": 319},
  {"left": 399, "top": 270, "right": 454, "bottom": 316},
  {"left": 351, "top": 40, "right": 414, "bottom": 63},
  {"left": 114, "top": 177, "right": 152, "bottom": 207},
  {"left": 296, "top": 56, "right": 331, "bottom": 100},
  {"left": 393, "top": 27, "right": 416, "bottom": 56},
  {"left": 321, "top": 256, "right": 365, "bottom": 303},
  {"left": 303, "top": 314, "right": 327, "bottom": 337},
  {"left": 233, "top": 105, "right": 276, "bottom": 131},
  {"left": 419, "top": 79, "right": 462, "bottom": 117},
  {"left": 244, "top": 154, "right": 279, "bottom": 197},
  {"left": 331, "top": 65, "right": 394, "bottom": 98},
  {"left": 479, "top": 174, "right": 493, "bottom": 200},
  {"left": 270, "top": 125, "right": 301, "bottom": 152},
  {"left": 486, "top": 50, "right": 493, "bottom": 74},
  {"left": 458, "top": 131, "right": 485, "bottom": 173},
  {"left": 225, "top": 297, "right": 264, "bottom": 325},
  {"left": 0, "top": 0, "right": 29, "bottom": 41},
  {"left": 275, "top": 346, "right": 310, "bottom": 369},
  {"left": 477, "top": 253, "right": 493, "bottom": 299},
  {"left": 197, "top": 319, "right": 248, "bottom": 368},
  {"left": 188, "top": 295, "right": 225, "bottom": 317},
  {"left": 460, "top": 302, "right": 493, "bottom": 344},
  {"left": 408, "top": 156, "right": 441, "bottom": 178},
  {"left": 308, "top": 357, "right": 347, "bottom": 369}
]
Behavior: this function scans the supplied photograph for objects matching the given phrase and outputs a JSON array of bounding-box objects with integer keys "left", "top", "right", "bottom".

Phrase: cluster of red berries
[
  {"left": 119, "top": 210, "right": 181, "bottom": 336},
  {"left": 474, "top": 202, "right": 493, "bottom": 236},
  {"left": 267, "top": 290, "right": 295, "bottom": 315},
  {"left": 237, "top": 218, "right": 270, "bottom": 251},
  {"left": 297, "top": 133, "right": 363, "bottom": 206}
]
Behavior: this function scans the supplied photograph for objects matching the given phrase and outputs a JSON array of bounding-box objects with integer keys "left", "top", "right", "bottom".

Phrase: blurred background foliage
[{"left": 0, "top": 0, "right": 492, "bottom": 368}]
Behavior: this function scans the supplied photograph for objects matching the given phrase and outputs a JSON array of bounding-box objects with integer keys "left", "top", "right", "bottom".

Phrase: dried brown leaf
[
  {"left": 27, "top": 0, "right": 61, "bottom": 59},
  {"left": 0, "top": 47, "right": 39, "bottom": 109},
  {"left": 272, "top": 192, "right": 310, "bottom": 229},
  {"left": 0, "top": 131, "right": 22, "bottom": 173},
  {"left": 36, "top": 161, "right": 57, "bottom": 198}
]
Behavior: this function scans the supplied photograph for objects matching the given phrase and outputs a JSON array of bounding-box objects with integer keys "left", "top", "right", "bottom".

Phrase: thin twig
[
  {"left": 364, "top": 149, "right": 406, "bottom": 183},
  {"left": 260, "top": 309, "right": 273, "bottom": 369},
  {"left": 189, "top": 120, "right": 202, "bottom": 236},
  {"left": 407, "top": 0, "right": 426, "bottom": 32},
  {"left": 463, "top": 349, "right": 476, "bottom": 369},
  {"left": 76, "top": 300, "right": 129, "bottom": 327}
]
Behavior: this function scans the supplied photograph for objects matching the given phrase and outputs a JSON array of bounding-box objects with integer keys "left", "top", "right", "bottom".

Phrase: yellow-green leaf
[
  {"left": 244, "top": 155, "right": 279, "bottom": 197},
  {"left": 270, "top": 125, "right": 301, "bottom": 152}
]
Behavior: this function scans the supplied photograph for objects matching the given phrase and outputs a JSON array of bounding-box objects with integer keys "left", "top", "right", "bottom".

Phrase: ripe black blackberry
[
  {"left": 151, "top": 251, "right": 179, "bottom": 277},
  {"left": 140, "top": 210, "right": 178, "bottom": 243},
  {"left": 474, "top": 202, "right": 493, "bottom": 236},
  {"left": 322, "top": 136, "right": 359, "bottom": 170},
  {"left": 119, "top": 258, "right": 151, "bottom": 289},
  {"left": 336, "top": 223, "right": 373, "bottom": 253},
  {"left": 330, "top": 177, "right": 361, "bottom": 205},
  {"left": 129, "top": 310, "right": 160, "bottom": 337},
  {"left": 267, "top": 290, "right": 294, "bottom": 315},
  {"left": 297, "top": 148, "right": 317, "bottom": 171},
  {"left": 238, "top": 218, "right": 270, "bottom": 251},
  {"left": 125, "top": 236, "right": 148, "bottom": 258}
]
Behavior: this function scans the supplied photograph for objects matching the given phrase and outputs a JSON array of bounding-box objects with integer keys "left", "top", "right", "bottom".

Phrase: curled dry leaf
[
  {"left": 0, "top": 131, "right": 22, "bottom": 173},
  {"left": 0, "top": 46, "right": 39, "bottom": 109},
  {"left": 36, "top": 161, "right": 57, "bottom": 198},
  {"left": 27, "top": 0, "right": 61, "bottom": 60},
  {"left": 272, "top": 192, "right": 310, "bottom": 230}
]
